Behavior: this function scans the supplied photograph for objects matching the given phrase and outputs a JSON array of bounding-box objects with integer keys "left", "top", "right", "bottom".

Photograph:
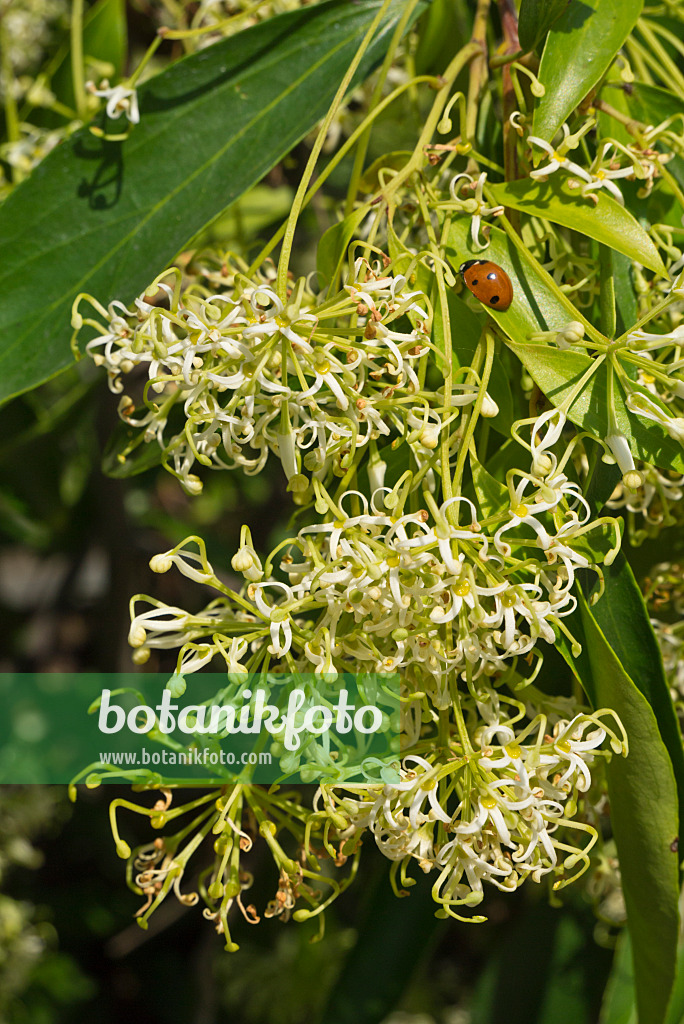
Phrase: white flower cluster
[
  {"left": 510, "top": 113, "right": 670, "bottom": 207},
  {"left": 321, "top": 696, "right": 625, "bottom": 917},
  {"left": 76, "top": 258, "right": 497, "bottom": 493},
  {"left": 129, "top": 409, "right": 619, "bottom": 701}
]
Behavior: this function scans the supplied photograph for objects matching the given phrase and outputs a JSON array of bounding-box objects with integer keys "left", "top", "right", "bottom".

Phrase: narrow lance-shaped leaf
[
  {"left": 533, "top": 0, "right": 644, "bottom": 143},
  {"left": 518, "top": 0, "right": 575, "bottom": 54},
  {"left": 488, "top": 178, "right": 665, "bottom": 275},
  {"left": 318, "top": 871, "right": 443, "bottom": 1024},
  {"left": 317, "top": 206, "right": 370, "bottom": 293},
  {"left": 0, "top": 0, "right": 427, "bottom": 405},
  {"left": 556, "top": 592, "right": 680, "bottom": 1024},
  {"left": 599, "top": 933, "right": 638, "bottom": 1024},
  {"left": 583, "top": 556, "right": 684, "bottom": 839},
  {"left": 445, "top": 218, "right": 590, "bottom": 343}
]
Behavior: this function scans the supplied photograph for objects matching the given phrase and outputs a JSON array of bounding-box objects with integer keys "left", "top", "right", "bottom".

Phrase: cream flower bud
[
  {"left": 231, "top": 546, "right": 263, "bottom": 581},
  {"left": 481, "top": 393, "right": 499, "bottom": 418},
  {"left": 128, "top": 623, "right": 147, "bottom": 647},
  {"left": 556, "top": 321, "right": 585, "bottom": 349},
  {"left": 184, "top": 475, "right": 203, "bottom": 495},
  {"left": 623, "top": 470, "right": 644, "bottom": 490},
  {"left": 419, "top": 426, "right": 440, "bottom": 449},
  {"left": 150, "top": 553, "right": 174, "bottom": 573}
]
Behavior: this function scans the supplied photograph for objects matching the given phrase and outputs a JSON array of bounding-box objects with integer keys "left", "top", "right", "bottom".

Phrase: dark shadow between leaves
[{"left": 551, "top": 0, "right": 594, "bottom": 33}]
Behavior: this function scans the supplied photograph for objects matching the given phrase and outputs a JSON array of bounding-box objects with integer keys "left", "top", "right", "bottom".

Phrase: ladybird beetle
[{"left": 459, "top": 259, "right": 513, "bottom": 311}]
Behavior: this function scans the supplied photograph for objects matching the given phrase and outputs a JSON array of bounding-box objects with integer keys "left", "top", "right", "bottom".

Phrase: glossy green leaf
[
  {"left": 194, "top": 184, "right": 294, "bottom": 247},
  {"left": 665, "top": 928, "right": 684, "bottom": 1024},
  {"left": 583, "top": 554, "right": 684, "bottom": 835},
  {"left": 533, "top": 0, "right": 643, "bottom": 143},
  {"left": 317, "top": 206, "right": 370, "bottom": 291},
  {"left": 506, "top": 343, "right": 684, "bottom": 473},
  {"left": 607, "top": 912, "right": 684, "bottom": 1024},
  {"left": 414, "top": 0, "right": 468, "bottom": 75},
  {"left": 568, "top": 592, "right": 680, "bottom": 1024},
  {"left": 518, "top": 0, "right": 572, "bottom": 54},
  {"left": 445, "top": 218, "right": 590, "bottom": 346},
  {"left": 0, "top": 0, "right": 427, "bottom": 404},
  {"left": 83, "top": 0, "right": 127, "bottom": 72},
  {"left": 101, "top": 415, "right": 167, "bottom": 478},
  {"left": 628, "top": 82, "right": 684, "bottom": 126},
  {"left": 471, "top": 456, "right": 508, "bottom": 518},
  {"left": 583, "top": 442, "right": 622, "bottom": 513},
  {"left": 488, "top": 178, "right": 665, "bottom": 275},
  {"left": 613, "top": 251, "right": 638, "bottom": 335}
]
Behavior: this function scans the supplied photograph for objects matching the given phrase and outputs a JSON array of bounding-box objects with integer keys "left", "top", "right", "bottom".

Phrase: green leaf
[
  {"left": 82, "top": 0, "right": 127, "bottom": 74},
  {"left": 610, "top": 921, "right": 684, "bottom": 1024},
  {"left": 101, "top": 416, "right": 167, "bottom": 478},
  {"left": 613, "top": 251, "right": 638, "bottom": 335},
  {"left": 599, "top": 933, "right": 638, "bottom": 1024},
  {"left": 628, "top": 82, "right": 684, "bottom": 126},
  {"left": 518, "top": 0, "right": 571, "bottom": 54},
  {"left": 506, "top": 343, "right": 684, "bottom": 473},
  {"left": 533, "top": 0, "right": 644, "bottom": 143},
  {"left": 445, "top": 218, "right": 595, "bottom": 343},
  {"left": 471, "top": 899, "right": 613, "bottom": 1024},
  {"left": 317, "top": 870, "right": 443, "bottom": 1024},
  {"left": 568, "top": 592, "right": 680, "bottom": 1024},
  {"left": 471, "top": 456, "right": 509, "bottom": 518},
  {"left": 193, "top": 184, "right": 294, "bottom": 248},
  {"left": 666, "top": 931, "right": 684, "bottom": 1024},
  {"left": 0, "top": 0, "right": 427, "bottom": 404},
  {"left": 583, "top": 441, "right": 622, "bottom": 513},
  {"left": 488, "top": 178, "right": 665, "bottom": 275},
  {"left": 317, "top": 206, "right": 370, "bottom": 292},
  {"left": 584, "top": 554, "right": 684, "bottom": 836}
]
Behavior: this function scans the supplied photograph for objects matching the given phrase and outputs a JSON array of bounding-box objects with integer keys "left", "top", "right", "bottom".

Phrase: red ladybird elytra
[{"left": 459, "top": 259, "right": 513, "bottom": 311}]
